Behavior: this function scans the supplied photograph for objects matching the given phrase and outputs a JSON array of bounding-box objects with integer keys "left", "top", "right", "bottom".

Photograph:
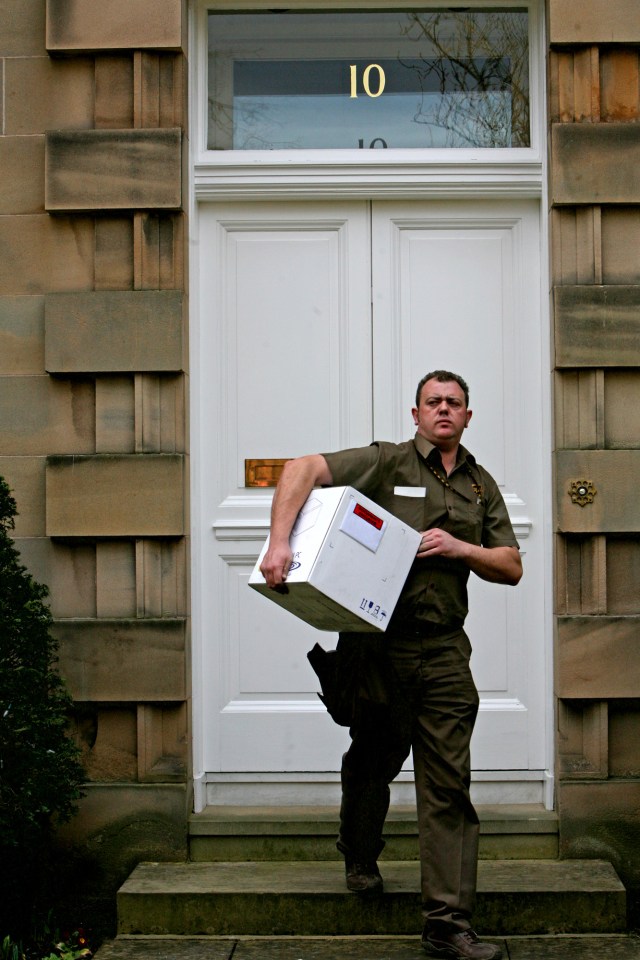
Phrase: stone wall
[
  {"left": 548, "top": 0, "right": 640, "bottom": 908},
  {"left": 0, "top": 0, "right": 190, "bottom": 929},
  {"left": 3, "top": 0, "right": 640, "bottom": 935}
]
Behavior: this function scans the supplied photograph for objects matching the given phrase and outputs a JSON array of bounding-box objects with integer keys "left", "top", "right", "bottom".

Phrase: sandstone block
[
  {"left": 95, "top": 56, "right": 134, "bottom": 129},
  {"left": 74, "top": 705, "right": 138, "bottom": 782},
  {"left": 609, "top": 702, "right": 640, "bottom": 778},
  {"left": 552, "top": 123, "right": 640, "bottom": 205},
  {"left": 0, "top": 456, "right": 46, "bottom": 536},
  {"left": 96, "top": 541, "right": 136, "bottom": 618},
  {"left": 95, "top": 377, "right": 136, "bottom": 454},
  {"left": 0, "top": 0, "right": 46, "bottom": 56},
  {"left": 556, "top": 449, "right": 640, "bottom": 532},
  {"left": 0, "top": 137, "right": 45, "bottom": 214},
  {"left": 45, "top": 290, "right": 184, "bottom": 372},
  {"left": 604, "top": 371, "right": 640, "bottom": 451},
  {"left": 46, "top": 453, "right": 184, "bottom": 537},
  {"left": 557, "top": 616, "right": 640, "bottom": 698},
  {"left": 95, "top": 217, "right": 135, "bottom": 290},
  {"left": 47, "top": 0, "right": 185, "bottom": 53},
  {"left": 55, "top": 783, "right": 188, "bottom": 887},
  {"left": 601, "top": 49, "right": 640, "bottom": 123},
  {"left": 137, "top": 703, "right": 188, "bottom": 782},
  {"left": 602, "top": 209, "right": 640, "bottom": 284},
  {"left": 558, "top": 780, "right": 640, "bottom": 888},
  {"left": 557, "top": 700, "right": 608, "bottom": 779},
  {"left": 554, "top": 285, "right": 640, "bottom": 366},
  {"left": 549, "top": 0, "right": 640, "bottom": 44},
  {"left": 52, "top": 617, "right": 186, "bottom": 701},
  {"left": 14, "top": 536, "right": 97, "bottom": 618},
  {"left": 0, "top": 296, "right": 45, "bottom": 373},
  {"left": 46, "top": 129, "right": 182, "bottom": 212},
  {"left": 0, "top": 215, "right": 94, "bottom": 295},
  {"left": 5, "top": 57, "right": 94, "bottom": 135},
  {"left": 0, "top": 376, "right": 95, "bottom": 455}
]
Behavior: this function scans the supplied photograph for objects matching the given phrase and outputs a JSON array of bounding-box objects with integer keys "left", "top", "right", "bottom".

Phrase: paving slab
[
  {"left": 95, "top": 940, "right": 233, "bottom": 960},
  {"left": 507, "top": 936, "right": 640, "bottom": 959},
  {"left": 95, "top": 935, "right": 640, "bottom": 960}
]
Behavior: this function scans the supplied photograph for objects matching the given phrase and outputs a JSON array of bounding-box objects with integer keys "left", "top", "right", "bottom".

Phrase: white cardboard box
[{"left": 249, "top": 486, "right": 421, "bottom": 632}]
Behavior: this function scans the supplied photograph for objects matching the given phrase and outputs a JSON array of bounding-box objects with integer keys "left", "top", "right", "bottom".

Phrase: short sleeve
[{"left": 479, "top": 470, "right": 519, "bottom": 549}]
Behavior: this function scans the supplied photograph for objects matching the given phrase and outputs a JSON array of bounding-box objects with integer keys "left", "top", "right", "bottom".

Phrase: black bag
[{"left": 307, "top": 637, "right": 392, "bottom": 727}]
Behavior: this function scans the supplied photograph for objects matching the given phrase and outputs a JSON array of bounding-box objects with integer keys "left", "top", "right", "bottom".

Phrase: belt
[{"left": 385, "top": 619, "right": 460, "bottom": 640}]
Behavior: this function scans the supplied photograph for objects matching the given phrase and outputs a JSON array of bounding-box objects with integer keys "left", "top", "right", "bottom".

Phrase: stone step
[
  {"left": 117, "top": 859, "right": 626, "bottom": 938},
  {"left": 189, "top": 804, "right": 559, "bottom": 862}
]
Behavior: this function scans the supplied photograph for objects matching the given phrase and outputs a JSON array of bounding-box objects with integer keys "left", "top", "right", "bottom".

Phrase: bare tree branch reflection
[{"left": 401, "top": 11, "right": 529, "bottom": 147}]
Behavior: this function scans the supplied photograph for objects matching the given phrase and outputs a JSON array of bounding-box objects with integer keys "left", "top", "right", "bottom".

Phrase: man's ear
[
  {"left": 411, "top": 406, "right": 419, "bottom": 425},
  {"left": 465, "top": 409, "right": 473, "bottom": 428}
]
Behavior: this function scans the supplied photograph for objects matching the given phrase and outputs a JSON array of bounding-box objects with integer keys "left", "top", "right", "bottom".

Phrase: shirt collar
[{"left": 413, "top": 431, "right": 476, "bottom": 469}]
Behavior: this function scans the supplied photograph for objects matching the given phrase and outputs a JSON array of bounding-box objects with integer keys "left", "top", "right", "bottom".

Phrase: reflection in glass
[{"left": 208, "top": 10, "right": 530, "bottom": 150}]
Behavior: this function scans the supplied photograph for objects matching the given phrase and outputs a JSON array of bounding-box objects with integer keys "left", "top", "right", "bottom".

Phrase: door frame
[{"left": 188, "top": 0, "right": 553, "bottom": 813}]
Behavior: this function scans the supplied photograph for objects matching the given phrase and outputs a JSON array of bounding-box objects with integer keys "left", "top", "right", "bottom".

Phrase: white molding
[
  {"left": 203, "top": 770, "right": 548, "bottom": 806},
  {"left": 195, "top": 159, "right": 543, "bottom": 201},
  {"left": 511, "top": 519, "right": 533, "bottom": 539},
  {"left": 193, "top": 0, "right": 546, "bottom": 198},
  {"left": 221, "top": 696, "right": 529, "bottom": 714},
  {"left": 193, "top": 771, "right": 206, "bottom": 814}
]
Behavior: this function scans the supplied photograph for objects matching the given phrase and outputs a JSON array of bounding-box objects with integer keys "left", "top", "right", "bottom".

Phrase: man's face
[{"left": 412, "top": 378, "right": 472, "bottom": 450}]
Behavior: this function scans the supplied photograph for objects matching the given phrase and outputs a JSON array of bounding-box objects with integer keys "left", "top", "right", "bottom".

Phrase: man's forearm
[
  {"left": 260, "top": 454, "right": 333, "bottom": 587},
  {"left": 417, "top": 529, "right": 522, "bottom": 586},
  {"left": 462, "top": 544, "right": 522, "bottom": 585},
  {"left": 269, "top": 455, "right": 332, "bottom": 545}
]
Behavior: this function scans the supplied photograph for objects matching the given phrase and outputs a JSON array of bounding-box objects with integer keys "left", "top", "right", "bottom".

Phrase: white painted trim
[
  {"left": 205, "top": 769, "right": 549, "bottom": 784},
  {"left": 203, "top": 769, "right": 550, "bottom": 807},
  {"left": 194, "top": 160, "right": 543, "bottom": 201},
  {"left": 220, "top": 697, "right": 529, "bottom": 715},
  {"left": 193, "top": 0, "right": 546, "bottom": 198},
  {"left": 188, "top": 0, "right": 554, "bottom": 810}
]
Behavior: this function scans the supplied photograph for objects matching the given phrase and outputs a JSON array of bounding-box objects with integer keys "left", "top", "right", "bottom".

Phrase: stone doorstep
[
  {"left": 116, "top": 859, "right": 627, "bottom": 938},
  {"left": 189, "top": 804, "right": 559, "bottom": 836},
  {"left": 188, "top": 804, "right": 559, "bottom": 862}
]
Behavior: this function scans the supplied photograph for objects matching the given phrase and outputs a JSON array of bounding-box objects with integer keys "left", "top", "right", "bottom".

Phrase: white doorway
[{"left": 192, "top": 198, "right": 550, "bottom": 810}]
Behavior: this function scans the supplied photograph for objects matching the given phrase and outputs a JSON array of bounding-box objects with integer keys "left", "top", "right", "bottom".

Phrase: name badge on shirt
[{"left": 394, "top": 486, "right": 427, "bottom": 498}]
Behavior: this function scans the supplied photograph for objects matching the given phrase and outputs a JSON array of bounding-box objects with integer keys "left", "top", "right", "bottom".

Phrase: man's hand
[
  {"left": 416, "top": 527, "right": 461, "bottom": 560},
  {"left": 417, "top": 528, "right": 522, "bottom": 586},
  {"left": 260, "top": 540, "right": 293, "bottom": 592}
]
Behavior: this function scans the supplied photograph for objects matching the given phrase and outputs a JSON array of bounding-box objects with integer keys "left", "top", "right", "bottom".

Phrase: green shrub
[{"left": 0, "top": 477, "right": 85, "bottom": 938}]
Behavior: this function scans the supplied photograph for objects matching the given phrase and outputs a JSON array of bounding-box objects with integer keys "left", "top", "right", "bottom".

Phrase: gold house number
[{"left": 349, "top": 63, "right": 386, "bottom": 98}]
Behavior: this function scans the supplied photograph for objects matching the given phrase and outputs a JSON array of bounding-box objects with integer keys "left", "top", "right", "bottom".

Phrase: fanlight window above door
[{"left": 207, "top": 9, "right": 530, "bottom": 151}]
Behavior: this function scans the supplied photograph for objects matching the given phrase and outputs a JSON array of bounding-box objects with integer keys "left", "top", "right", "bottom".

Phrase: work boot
[
  {"left": 422, "top": 927, "right": 502, "bottom": 959},
  {"left": 344, "top": 860, "right": 383, "bottom": 896}
]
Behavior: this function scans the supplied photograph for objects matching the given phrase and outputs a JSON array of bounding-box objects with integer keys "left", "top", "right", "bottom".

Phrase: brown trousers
[{"left": 336, "top": 626, "right": 480, "bottom": 932}]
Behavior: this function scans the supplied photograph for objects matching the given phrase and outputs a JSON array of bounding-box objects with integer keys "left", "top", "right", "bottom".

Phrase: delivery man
[{"left": 260, "top": 370, "right": 522, "bottom": 960}]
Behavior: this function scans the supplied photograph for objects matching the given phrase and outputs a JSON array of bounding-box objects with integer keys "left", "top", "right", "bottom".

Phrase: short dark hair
[{"left": 415, "top": 370, "right": 470, "bottom": 408}]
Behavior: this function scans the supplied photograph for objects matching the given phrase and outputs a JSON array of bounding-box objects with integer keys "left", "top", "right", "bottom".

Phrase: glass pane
[{"left": 208, "top": 10, "right": 530, "bottom": 150}]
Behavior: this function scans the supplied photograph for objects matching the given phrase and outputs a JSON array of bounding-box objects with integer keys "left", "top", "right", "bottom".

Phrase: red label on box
[{"left": 353, "top": 503, "right": 384, "bottom": 529}]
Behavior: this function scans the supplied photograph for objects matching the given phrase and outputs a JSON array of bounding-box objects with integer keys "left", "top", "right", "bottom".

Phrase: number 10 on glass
[{"left": 349, "top": 64, "right": 386, "bottom": 98}]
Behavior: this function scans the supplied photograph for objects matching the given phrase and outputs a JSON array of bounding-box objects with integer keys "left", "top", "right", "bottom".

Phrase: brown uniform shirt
[{"left": 323, "top": 432, "right": 519, "bottom": 629}]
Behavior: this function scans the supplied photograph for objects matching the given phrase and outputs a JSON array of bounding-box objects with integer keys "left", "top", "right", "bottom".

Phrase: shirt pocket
[{"left": 390, "top": 491, "right": 426, "bottom": 530}]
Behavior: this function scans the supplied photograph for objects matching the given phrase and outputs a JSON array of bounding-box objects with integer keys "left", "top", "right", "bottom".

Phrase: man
[{"left": 260, "top": 370, "right": 522, "bottom": 960}]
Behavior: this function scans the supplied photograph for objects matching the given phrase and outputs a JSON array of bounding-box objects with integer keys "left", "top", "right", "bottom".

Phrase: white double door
[{"left": 194, "top": 197, "right": 549, "bottom": 808}]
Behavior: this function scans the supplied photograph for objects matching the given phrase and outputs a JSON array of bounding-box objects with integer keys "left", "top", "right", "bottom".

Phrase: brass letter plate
[{"left": 245, "top": 458, "right": 290, "bottom": 487}]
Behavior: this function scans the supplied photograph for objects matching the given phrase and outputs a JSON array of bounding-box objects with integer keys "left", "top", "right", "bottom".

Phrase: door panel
[
  {"left": 372, "top": 199, "right": 545, "bottom": 769},
  {"left": 197, "top": 202, "right": 371, "bottom": 776},
  {"left": 196, "top": 198, "right": 547, "bottom": 800}
]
